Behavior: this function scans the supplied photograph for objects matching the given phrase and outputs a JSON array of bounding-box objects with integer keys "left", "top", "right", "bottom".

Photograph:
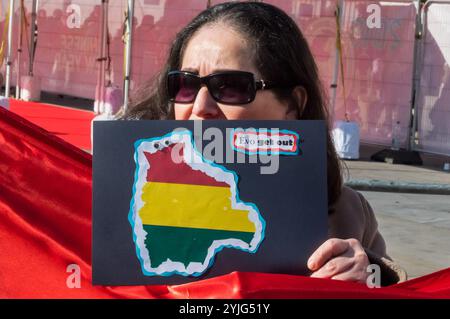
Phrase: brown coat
[{"left": 329, "top": 186, "right": 408, "bottom": 286}]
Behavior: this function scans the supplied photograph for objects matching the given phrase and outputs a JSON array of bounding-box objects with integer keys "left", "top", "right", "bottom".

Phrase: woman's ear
[{"left": 286, "top": 86, "right": 308, "bottom": 120}]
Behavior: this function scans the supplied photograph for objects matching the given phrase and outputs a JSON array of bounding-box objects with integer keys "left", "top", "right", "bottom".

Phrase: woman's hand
[{"left": 307, "top": 238, "right": 370, "bottom": 284}]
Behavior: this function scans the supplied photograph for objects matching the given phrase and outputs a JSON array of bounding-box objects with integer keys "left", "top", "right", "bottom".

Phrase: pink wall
[
  {"left": 416, "top": 3, "right": 450, "bottom": 156},
  {"left": 335, "top": 1, "right": 416, "bottom": 147}
]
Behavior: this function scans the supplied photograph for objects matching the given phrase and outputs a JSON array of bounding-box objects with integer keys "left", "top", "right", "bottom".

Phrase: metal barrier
[
  {"left": 336, "top": 0, "right": 417, "bottom": 148},
  {"left": 412, "top": 0, "right": 450, "bottom": 156},
  {"left": 265, "top": 0, "right": 418, "bottom": 150},
  {"left": 1, "top": 0, "right": 449, "bottom": 157}
]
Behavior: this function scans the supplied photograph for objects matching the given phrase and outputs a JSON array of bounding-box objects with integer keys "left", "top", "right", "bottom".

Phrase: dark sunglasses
[{"left": 167, "top": 70, "right": 276, "bottom": 105}]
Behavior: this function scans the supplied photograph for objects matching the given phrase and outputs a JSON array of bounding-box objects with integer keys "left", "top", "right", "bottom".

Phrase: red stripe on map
[{"left": 144, "top": 143, "right": 229, "bottom": 187}]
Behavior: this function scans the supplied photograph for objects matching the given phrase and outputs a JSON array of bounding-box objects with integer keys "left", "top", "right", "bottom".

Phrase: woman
[{"left": 121, "top": 1, "right": 406, "bottom": 285}]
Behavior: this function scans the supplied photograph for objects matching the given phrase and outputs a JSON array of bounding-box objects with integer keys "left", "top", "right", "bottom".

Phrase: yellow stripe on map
[{"left": 139, "top": 182, "right": 256, "bottom": 233}]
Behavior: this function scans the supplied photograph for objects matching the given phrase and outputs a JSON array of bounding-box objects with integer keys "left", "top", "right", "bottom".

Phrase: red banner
[{"left": 0, "top": 106, "right": 449, "bottom": 299}]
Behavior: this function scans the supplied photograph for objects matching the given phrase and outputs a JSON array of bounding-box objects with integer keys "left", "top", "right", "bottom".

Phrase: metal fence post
[
  {"left": 123, "top": 0, "right": 135, "bottom": 112},
  {"left": 408, "top": 0, "right": 423, "bottom": 151},
  {"left": 4, "top": 0, "right": 15, "bottom": 98},
  {"left": 330, "top": 0, "right": 345, "bottom": 123}
]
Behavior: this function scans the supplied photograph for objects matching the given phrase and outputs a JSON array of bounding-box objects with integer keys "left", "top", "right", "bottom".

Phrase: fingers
[
  {"left": 331, "top": 271, "right": 367, "bottom": 283},
  {"left": 310, "top": 256, "right": 354, "bottom": 279},
  {"left": 330, "top": 260, "right": 370, "bottom": 284},
  {"left": 307, "top": 238, "right": 371, "bottom": 284},
  {"left": 308, "top": 238, "right": 350, "bottom": 271}
]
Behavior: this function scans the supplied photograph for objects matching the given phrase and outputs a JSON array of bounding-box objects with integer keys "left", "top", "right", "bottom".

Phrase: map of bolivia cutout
[{"left": 129, "top": 130, "right": 265, "bottom": 277}]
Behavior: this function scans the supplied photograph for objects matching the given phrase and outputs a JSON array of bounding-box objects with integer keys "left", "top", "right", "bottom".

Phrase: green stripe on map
[{"left": 142, "top": 224, "right": 254, "bottom": 268}]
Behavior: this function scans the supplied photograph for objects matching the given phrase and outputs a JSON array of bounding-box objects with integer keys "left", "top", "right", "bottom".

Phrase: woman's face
[{"left": 174, "top": 24, "right": 297, "bottom": 120}]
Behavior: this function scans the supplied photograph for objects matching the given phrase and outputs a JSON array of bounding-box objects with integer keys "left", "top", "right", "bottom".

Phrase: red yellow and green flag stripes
[{"left": 138, "top": 144, "right": 256, "bottom": 268}]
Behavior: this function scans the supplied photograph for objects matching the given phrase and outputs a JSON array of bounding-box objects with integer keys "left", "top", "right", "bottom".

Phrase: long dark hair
[{"left": 121, "top": 1, "right": 343, "bottom": 211}]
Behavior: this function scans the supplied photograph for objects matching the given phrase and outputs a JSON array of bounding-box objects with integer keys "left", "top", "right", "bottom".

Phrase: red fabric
[
  {"left": 1, "top": 106, "right": 449, "bottom": 299},
  {"left": 9, "top": 98, "right": 95, "bottom": 151},
  {"left": 144, "top": 144, "right": 228, "bottom": 186}
]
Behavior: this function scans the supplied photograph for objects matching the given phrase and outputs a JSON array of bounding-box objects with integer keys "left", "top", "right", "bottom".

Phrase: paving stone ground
[{"left": 345, "top": 145, "right": 450, "bottom": 279}]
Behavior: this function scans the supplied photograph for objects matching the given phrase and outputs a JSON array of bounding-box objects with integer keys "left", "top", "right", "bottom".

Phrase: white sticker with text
[{"left": 231, "top": 128, "right": 300, "bottom": 155}]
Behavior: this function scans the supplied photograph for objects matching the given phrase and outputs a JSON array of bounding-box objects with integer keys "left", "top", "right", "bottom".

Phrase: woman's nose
[{"left": 190, "top": 86, "right": 220, "bottom": 119}]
